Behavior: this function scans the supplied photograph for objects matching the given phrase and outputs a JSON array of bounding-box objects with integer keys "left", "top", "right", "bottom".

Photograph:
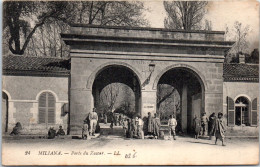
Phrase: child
[
  {"left": 82, "top": 120, "right": 89, "bottom": 140},
  {"left": 168, "top": 115, "right": 177, "bottom": 140}
]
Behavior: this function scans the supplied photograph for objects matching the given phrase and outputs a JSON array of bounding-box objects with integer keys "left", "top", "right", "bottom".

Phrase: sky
[{"left": 143, "top": 0, "right": 259, "bottom": 52}]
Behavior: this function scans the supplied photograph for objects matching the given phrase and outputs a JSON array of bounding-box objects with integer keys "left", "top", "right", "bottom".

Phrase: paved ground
[{"left": 2, "top": 126, "right": 259, "bottom": 165}]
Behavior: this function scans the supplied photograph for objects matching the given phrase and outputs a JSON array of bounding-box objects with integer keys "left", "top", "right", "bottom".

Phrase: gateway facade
[{"left": 2, "top": 25, "right": 259, "bottom": 136}]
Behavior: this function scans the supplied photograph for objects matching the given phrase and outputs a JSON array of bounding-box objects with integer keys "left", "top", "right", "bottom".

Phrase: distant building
[{"left": 2, "top": 25, "right": 258, "bottom": 137}]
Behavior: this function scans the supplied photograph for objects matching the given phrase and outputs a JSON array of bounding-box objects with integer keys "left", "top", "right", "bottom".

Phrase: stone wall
[{"left": 2, "top": 75, "right": 69, "bottom": 135}]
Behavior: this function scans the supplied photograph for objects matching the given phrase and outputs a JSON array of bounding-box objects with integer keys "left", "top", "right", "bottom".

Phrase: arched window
[
  {"left": 235, "top": 97, "right": 249, "bottom": 126},
  {"left": 38, "top": 92, "right": 56, "bottom": 124}
]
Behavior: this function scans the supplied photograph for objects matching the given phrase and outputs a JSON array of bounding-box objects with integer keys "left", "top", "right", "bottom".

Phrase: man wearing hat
[{"left": 201, "top": 112, "right": 209, "bottom": 136}]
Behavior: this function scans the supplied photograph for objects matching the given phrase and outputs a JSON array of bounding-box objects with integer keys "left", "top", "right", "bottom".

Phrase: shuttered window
[
  {"left": 227, "top": 96, "right": 235, "bottom": 126},
  {"left": 38, "top": 92, "right": 56, "bottom": 124},
  {"left": 251, "top": 98, "right": 258, "bottom": 126}
]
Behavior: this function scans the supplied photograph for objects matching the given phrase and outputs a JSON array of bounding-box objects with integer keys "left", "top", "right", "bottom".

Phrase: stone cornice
[
  {"left": 3, "top": 69, "right": 70, "bottom": 77},
  {"left": 71, "top": 23, "right": 226, "bottom": 34},
  {"left": 61, "top": 34, "right": 234, "bottom": 49},
  {"left": 223, "top": 76, "right": 259, "bottom": 82}
]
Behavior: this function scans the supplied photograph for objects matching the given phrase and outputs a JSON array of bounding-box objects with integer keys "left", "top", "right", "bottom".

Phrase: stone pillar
[
  {"left": 204, "top": 92, "right": 223, "bottom": 117},
  {"left": 94, "top": 87, "right": 100, "bottom": 108},
  {"left": 141, "top": 90, "right": 157, "bottom": 118},
  {"left": 181, "top": 84, "right": 188, "bottom": 132},
  {"left": 135, "top": 90, "right": 141, "bottom": 116},
  {"left": 70, "top": 89, "right": 92, "bottom": 135}
]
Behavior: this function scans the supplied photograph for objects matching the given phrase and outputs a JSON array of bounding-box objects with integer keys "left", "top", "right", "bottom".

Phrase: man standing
[
  {"left": 212, "top": 112, "right": 226, "bottom": 146},
  {"left": 137, "top": 116, "right": 144, "bottom": 139},
  {"left": 193, "top": 115, "right": 200, "bottom": 139},
  {"left": 147, "top": 112, "right": 153, "bottom": 136},
  {"left": 152, "top": 113, "right": 161, "bottom": 139},
  {"left": 168, "top": 115, "right": 177, "bottom": 140},
  {"left": 201, "top": 112, "right": 209, "bottom": 136},
  {"left": 89, "top": 108, "right": 98, "bottom": 136},
  {"left": 208, "top": 112, "right": 216, "bottom": 139}
]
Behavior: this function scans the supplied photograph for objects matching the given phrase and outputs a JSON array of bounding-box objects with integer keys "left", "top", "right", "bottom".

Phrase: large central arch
[
  {"left": 91, "top": 64, "right": 142, "bottom": 124},
  {"left": 155, "top": 66, "right": 205, "bottom": 134}
]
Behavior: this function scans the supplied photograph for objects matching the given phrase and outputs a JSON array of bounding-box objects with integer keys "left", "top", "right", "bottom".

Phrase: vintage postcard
[{"left": 2, "top": 0, "right": 259, "bottom": 165}]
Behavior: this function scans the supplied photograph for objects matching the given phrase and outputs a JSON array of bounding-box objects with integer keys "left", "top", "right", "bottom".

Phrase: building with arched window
[{"left": 2, "top": 25, "right": 259, "bottom": 137}]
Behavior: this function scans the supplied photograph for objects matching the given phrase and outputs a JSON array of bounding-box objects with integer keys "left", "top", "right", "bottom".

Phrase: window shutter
[
  {"left": 251, "top": 98, "right": 258, "bottom": 126},
  {"left": 39, "top": 93, "right": 47, "bottom": 107},
  {"left": 39, "top": 108, "right": 46, "bottom": 123},
  {"left": 48, "top": 108, "right": 55, "bottom": 124},
  {"left": 47, "top": 93, "right": 55, "bottom": 124},
  {"left": 39, "top": 93, "right": 47, "bottom": 123},
  {"left": 227, "top": 96, "right": 235, "bottom": 126},
  {"left": 38, "top": 92, "right": 56, "bottom": 124}
]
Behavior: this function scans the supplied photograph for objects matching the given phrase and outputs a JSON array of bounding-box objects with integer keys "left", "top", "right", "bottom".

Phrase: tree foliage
[
  {"left": 157, "top": 84, "right": 180, "bottom": 119},
  {"left": 164, "top": 1, "right": 208, "bottom": 30},
  {"left": 3, "top": 1, "right": 148, "bottom": 56},
  {"left": 99, "top": 83, "right": 135, "bottom": 115},
  {"left": 226, "top": 21, "right": 250, "bottom": 55}
]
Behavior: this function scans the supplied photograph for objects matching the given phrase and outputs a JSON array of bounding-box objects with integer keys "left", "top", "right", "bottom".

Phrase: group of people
[
  {"left": 47, "top": 125, "right": 66, "bottom": 139},
  {"left": 193, "top": 112, "right": 226, "bottom": 146},
  {"left": 120, "top": 112, "right": 178, "bottom": 140},
  {"left": 121, "top": 115, "right": 144, "bottom": 139}
]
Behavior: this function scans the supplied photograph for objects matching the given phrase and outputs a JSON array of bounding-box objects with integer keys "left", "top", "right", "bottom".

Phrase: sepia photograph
[{"left": 1, "top": 0, "right": 259, "bottom": 165}]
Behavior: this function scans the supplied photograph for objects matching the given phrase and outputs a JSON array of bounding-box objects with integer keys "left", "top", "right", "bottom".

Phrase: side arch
[
  {"left": 152, "top": 64, "right": 208, "bottom": 91},
  {"left": 86, "top": 61, "right": 143, "bottom": 89},
  {"left": 2, "top": 89, "right": 11, "bottom": 100}
]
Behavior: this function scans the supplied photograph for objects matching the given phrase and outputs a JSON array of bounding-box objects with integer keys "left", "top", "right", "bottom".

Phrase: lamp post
[
  {"left": 141, "top": 61, "right": 156, "bottom": 88},
  {"left": 149, "top": 61, "right": 155, "bottom": 73}
]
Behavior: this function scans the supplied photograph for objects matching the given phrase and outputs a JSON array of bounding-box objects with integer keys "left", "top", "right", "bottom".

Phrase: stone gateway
[{"left": 2, "top": 24, "right": 259, "bottom": 137}]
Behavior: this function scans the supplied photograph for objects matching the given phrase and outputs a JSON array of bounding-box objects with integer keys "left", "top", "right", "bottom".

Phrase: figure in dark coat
[
  {"left": 10, "top": 122, "right": 22, "bottom": 136},
  {"left": 208, "top": 112, "right": 217, "bottom": 138},
  {"left": 212, "top": 112, "right": 226, "bottom": 146},
  {"left": 48, "top": 127, "right": 56, "bottom": 139},
  {"left": 147, "top": 112, "right": 154, "bottom": 135}
]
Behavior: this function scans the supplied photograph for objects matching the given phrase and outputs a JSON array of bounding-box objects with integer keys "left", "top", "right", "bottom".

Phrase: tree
[
  {"left": 164, "top": 1, "right": 208, "bottom": 30},
  {"left": 227, "top": 21, "right": 250, "bottom": 55},
  {"left": 3, "top": 1, "right": 70, "bottom": 55},
  {"left": 246, "top": 49, "right": 259, "bottom": 64},
  {"left": 3, "top": 1, "right": 148, "bottom": 56},
  {"left": 224, "top": 21, "right": 250, "bottom": 63},
  {"left": 99, "top": 83, "right": 121, "bottom": 113},
  {"left": 157, "top": 84, "right": 180, "bottom": 119}
]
